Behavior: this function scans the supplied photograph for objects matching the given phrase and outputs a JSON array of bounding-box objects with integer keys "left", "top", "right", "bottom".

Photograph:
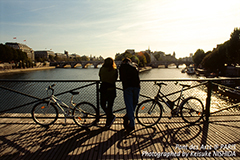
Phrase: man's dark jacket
[{"left": 119, "top": 62, "right": 140, "bottom": 90}]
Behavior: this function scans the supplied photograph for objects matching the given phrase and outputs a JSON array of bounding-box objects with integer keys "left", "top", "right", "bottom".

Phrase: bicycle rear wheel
[
  {"left": 180, "top": 97, "right": 204, "bottom": 124},
  {"left": 32, "top": 102, "right": 58, "bottom": 127},
  {"left": 73, "top": 102, "right": 97, "bottom": 128},
  {"left": 136, "top": 99, "right": 163, "bottom": 127}
]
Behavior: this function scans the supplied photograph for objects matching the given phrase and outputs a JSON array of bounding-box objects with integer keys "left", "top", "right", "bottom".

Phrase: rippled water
[
  {"left": 0, "top": 65, "right": 195, "bottom": 80},
  {"left": 0, "top": 66, "right": 235, "bottom": 114}
]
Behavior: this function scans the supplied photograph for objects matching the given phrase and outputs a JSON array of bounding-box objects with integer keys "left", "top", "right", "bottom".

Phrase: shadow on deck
[{"left": 0, "top": 115, "right": 239, "bottom": 160}]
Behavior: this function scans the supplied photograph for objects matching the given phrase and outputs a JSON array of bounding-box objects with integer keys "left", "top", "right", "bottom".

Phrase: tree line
[
  {"left": 0, "top": 44, "right": 33, "bottom": 68},
  {"left": 36, "top": 54, "right": 92, "bottom": 62},
  {"left": 115, "top": 51, "right": 151, "bottom": 67},
  {"left": 193, "top": 28, "right": 240, "bottom": 72},
  {"left": 0, "top": 43, "right": 103, "bottom": 68}
]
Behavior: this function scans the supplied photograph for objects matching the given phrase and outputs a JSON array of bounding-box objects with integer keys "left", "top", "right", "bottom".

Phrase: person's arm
[
  {"left": 119, "top": 65, "right": 126, "bottom": 81},
  {"left": 114, "top": 69, "right": 118, "bottom": 81},
  {"left": 99, "top": 67, "right": 102, "bottom": 81}
]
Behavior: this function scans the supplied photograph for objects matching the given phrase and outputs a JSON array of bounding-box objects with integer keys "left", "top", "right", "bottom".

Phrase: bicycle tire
[
  {"left": 32, "top": 102, "right": 58, "bottom": 127},
  {"left": 136, "top": 99, "right": 163, "bottom": 127},
  {"left": 73, "top": 102, "right": 97, "bottom": 128},
  {"left": 180, "top": 97, "right": 204, "bottom": 124}
]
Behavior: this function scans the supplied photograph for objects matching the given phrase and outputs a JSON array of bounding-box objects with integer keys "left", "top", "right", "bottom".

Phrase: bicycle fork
[
  {"left": 168, "top": 87, "right": 185, "bottom": 119},
  {"left": 53, "top": 99, "right": 70, "bottom": 126}
]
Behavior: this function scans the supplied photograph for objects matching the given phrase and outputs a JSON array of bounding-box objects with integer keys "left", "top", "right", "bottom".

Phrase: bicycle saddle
[
  {"left": 179, "top": 84, "right": 191, "bottom": 88},
  {"left": 155, "top": 82, "right": 167, "bottom": 87},
  {"left": 69, "top": 91, "right": 79, "bottom": 95}
]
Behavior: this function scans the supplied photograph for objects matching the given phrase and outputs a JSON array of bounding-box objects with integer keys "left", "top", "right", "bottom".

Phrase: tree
[
  {"left": 228, "top": 27, "right": 240, "bottom": 65},
  {"left": 193, "top": 49, "right": 205, "bottom": 67},
  {"left": 49, "top": 55, "right": 54, "bottom": 62},
  {"left": 143, "top": 52, "right": 151, "bottom": 64},
  {"left": 200, "top": 28, "right": 240, "bottom": 71},
  {"left": 80, "top": 55, "right": 90, "bottom": 61},
  {"left": 137, "top": 52, "right": 147, "bottom": 67},
  {"left": 131, "top": 55, "right": 139, "bottom": 64},
  {"left": 115, "top": 52, "right": 133, "bottom": 61},
  {"left": 54, "top": 53, "right": 61, "bottom": 61},
  {"left": 201, "top": 43, "right": 228, "bottom": 70}
]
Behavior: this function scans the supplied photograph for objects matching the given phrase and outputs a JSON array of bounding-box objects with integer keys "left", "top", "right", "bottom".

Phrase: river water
[
  {"left": 0, "top": 65, "right": 194, "bottom": 80},
  {"left": 0, "top": 65, "right": 233, "bottom": 114}
]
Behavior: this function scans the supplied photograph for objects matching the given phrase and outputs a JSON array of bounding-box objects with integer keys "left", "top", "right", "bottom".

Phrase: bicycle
[
  {"left": 32, "top": 84, "right": 97, "bottom": 128},
  {"left": 136, "top": 82, "right": 204, "bottom": 127}
]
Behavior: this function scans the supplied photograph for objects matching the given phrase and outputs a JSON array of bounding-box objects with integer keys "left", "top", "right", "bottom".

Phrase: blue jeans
[{"left": 123, "top": 87, "right": 140, "bottom": 127}]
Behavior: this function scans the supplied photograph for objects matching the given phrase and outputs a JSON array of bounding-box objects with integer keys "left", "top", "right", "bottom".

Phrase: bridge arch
[{"left": 148, "top": 60, "right": 193, "bottom": 68}]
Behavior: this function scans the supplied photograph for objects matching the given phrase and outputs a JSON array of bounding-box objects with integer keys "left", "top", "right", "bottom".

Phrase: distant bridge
[
  {"left": 50, "top": 61, "right": 122, "bottom": 68},
  {"left": 148, "top": 60, "right": 193, "bottom": 68},
  {"left": 50, "top": 60, "right": 193, "bottom": 68}
]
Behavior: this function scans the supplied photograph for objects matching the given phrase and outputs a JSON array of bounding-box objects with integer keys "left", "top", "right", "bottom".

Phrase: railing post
[
  {"left": 205, "top": 80, "right": 212, "bottom": 122},
  {"left": 96, "top": 81, "right": 100, "bottom": 122}
]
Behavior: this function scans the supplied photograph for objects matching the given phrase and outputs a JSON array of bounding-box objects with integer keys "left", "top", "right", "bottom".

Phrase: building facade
[
  {"left": 34, "top": 50, "right": 55, "bottom": 59},
  {"left": 5, "top": 42, "right": 35, "bottom": 61}
]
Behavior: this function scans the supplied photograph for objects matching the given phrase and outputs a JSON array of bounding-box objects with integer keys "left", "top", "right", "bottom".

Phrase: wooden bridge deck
[{"left": 0, "top": 115, "right": 239, "bottom": 160}]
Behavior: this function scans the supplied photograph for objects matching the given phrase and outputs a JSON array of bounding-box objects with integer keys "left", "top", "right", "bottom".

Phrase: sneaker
[
  {"left": 105, "top": 115, "right": 116, "bottom": 129},
  {"left": 126, "top": 126, "right": 135, "bottom": 133}
]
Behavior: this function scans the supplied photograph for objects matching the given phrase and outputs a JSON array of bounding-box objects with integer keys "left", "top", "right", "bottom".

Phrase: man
[{"left": 119, "top": 58, "right": 140, "bottom": 132}]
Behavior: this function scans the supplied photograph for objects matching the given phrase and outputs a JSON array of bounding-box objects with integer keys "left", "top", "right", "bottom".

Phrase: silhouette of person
[
  {"left": 99, "top": 57, "right": 118, "bottom": 129},
  {"left": 119, "top": 58, "right": 140, "bottom": 132}
]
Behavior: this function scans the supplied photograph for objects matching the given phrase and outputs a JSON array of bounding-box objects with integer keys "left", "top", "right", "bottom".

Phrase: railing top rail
[
  {"left": 0, "top": 77, "right": 239, "bottom": 82},
  {"left": 0, "top": 79, "right": 101, "bottom": 83}
]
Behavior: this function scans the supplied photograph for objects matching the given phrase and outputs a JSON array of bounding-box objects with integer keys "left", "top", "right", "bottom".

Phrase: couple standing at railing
[{"left": 99, "top": 57, "right": 140, "bottom": 133}]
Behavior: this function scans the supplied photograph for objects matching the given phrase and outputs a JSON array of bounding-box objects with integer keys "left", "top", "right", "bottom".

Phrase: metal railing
[{"left": 0, "top": 79, "right": 239, "bottom": 121}]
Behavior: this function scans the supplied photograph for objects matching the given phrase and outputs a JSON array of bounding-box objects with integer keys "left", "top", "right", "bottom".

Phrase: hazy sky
[{"left": 1, "top": 0, "right": 239, "bottom": 58}]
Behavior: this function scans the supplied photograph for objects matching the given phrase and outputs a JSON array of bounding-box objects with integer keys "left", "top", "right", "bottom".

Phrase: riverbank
[
  {"left": 0, "top": 66, "right": 55, "bottom": 74},
  {"left": 139, "top": 66, "right": 152, "bottom": 73}
]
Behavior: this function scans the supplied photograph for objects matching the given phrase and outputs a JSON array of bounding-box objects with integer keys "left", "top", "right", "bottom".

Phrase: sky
[{"left": 0, "top": 0, "right": 240, "bottom": 59}]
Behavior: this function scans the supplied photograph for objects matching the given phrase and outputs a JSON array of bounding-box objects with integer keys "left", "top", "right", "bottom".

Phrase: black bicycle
[{"left": 136, "top": 82, "right": 204, "bottom": 127}]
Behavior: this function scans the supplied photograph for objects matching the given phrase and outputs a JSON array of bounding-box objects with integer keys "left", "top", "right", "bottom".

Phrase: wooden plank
[
  {"left": 0, "top": 119, "right": 34, "bottom": 159},
  {"left": 0, "top": 115, "right": 240, "bottom": 159}
]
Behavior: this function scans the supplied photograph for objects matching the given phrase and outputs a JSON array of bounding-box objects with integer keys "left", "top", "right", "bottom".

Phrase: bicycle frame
[
  {"left": 136, "top": 82, "right": 204, "bottom": 127},
  {"left": 155, "top": 84, "right": 186, "bottom": 114},
  {"left": 49, "top": 95, "right": 72, "bottom": 115},
  {"left": 47, "top": 94, "right": 80, "bottom": 125}
]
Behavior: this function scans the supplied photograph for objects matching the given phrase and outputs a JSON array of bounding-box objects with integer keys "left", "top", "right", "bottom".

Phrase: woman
[{"left": 99, "top": 57, "right": 118, "bottom": 129}]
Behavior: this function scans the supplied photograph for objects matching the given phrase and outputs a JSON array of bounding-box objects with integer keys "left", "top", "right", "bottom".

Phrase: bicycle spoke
[
  {"left": 73, "top": 102, "right": 97, "bottom": 127},
  {"left": 136, "top": 99, "right": 162, "bottom": 127},
  {"left": 180, "top": 97, "right": 204, "bottom": 124},
  {"left": 32, "top": 102, "right": 58, "bottom": 126}
]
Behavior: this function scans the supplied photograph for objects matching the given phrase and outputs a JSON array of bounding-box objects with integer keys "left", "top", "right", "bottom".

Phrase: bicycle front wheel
[
  {"left": 136, "top": 99, "right": 163, "bottom": 127},
  {"left": 180, "top": 97, "right": 204, "bottom": 124},
  {"left": 73, "top": 102, "right": 97, "bottom": 128},
  {"left": 32, "top": 102, "right": 58, "bottom": 127}
]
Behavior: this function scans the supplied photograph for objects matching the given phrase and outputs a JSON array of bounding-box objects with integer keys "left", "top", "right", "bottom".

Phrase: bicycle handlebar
[
  {"left": 46, "top": 84, "right": 56, "bottom": 96},
  {"left": 155, "top": 81, "right": 190, "bottom": 87},
  {"left": 48, "top": 84, "right": 56, "bottom": 90}
]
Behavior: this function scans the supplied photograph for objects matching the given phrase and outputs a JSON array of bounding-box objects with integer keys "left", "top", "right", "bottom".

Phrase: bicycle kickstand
[
  {"left": 63, "top": 110, "right": 71, "bottom": 126},
  {"left": 62, "top": 115, "right": 67, "bottom": 126}
]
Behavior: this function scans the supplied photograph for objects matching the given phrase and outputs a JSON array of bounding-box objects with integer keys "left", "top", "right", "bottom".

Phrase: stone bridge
[
  {"left": 148, "top": 60, "right": 193, "bottom": 68},
  {"left": 50, "top": 61, "right": 122, "bottom": 68},
  {"left": 50, "top": 60, "right": 193, "bottom": 69}
]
